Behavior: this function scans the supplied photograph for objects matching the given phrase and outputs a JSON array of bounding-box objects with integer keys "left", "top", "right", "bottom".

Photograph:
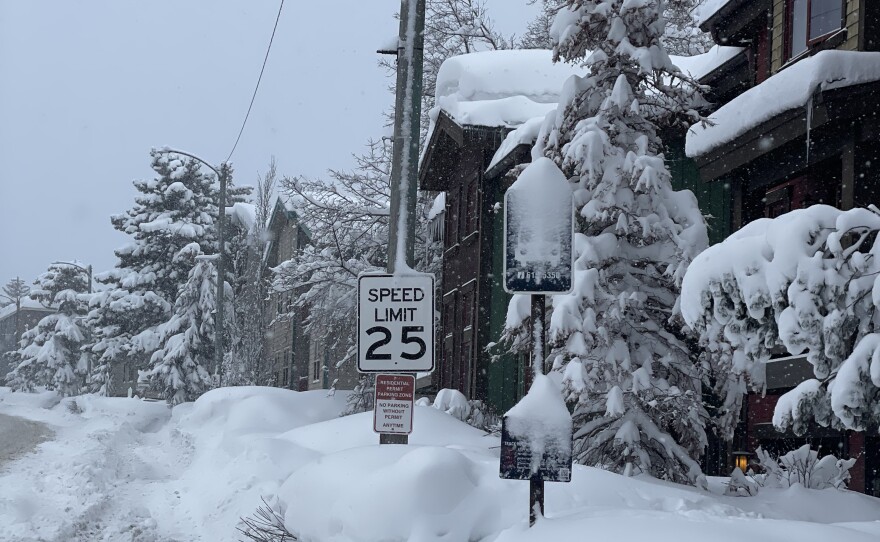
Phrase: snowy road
[{"left": 0, "top": 412, "right": 52, "bottom": 468}]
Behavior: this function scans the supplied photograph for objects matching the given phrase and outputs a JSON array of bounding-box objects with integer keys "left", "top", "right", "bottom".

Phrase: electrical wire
[{"left": 226, "top": 0, "right": 285, "bottom": 163}]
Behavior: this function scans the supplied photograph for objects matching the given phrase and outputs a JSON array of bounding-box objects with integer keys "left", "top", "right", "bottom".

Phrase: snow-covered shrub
[
  {"left": 682, "top": 205, "right": 880, "bottom": 434},
  {"left": 725, "top": 467, "right": 759, "bottom": 497},
  {"left": 432, "top": 389, "right": 501, "bottom": 433},
  {"left": 755, "top": 445, "right": 856, "bottom": 490},
  {"left": 433, "top": 388, "right": 471, "bottom": 420},
  {"left": 340, "top": 375, "right": 375, "bottom": 416}
]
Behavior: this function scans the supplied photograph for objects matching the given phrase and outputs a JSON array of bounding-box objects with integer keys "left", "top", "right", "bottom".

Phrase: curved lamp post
[
  {"left": 51, "top": 261, "right": 93, "bottom": 294},
  {"left": 154, "top": 148, "right": 230, "bottom": 387}
]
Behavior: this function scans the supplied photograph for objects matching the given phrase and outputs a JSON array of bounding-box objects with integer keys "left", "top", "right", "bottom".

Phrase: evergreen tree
[
  {"left": 6, "top": 263, "right": 92, "bottom": 395},
  {"left": 147, "top": 244, "right": 217, "bottom": 405},
  {"left": 2, "top": 277, "right": 30, "bottom": 307},
  {"left": 226, "top": 162, "right": 275, "bottom": 386},
  {"left": 506, "top": 0, "right": 709, "bottom": 485},
  {"left": 87, "top": 151, "right": 219, "bottom": 395}
]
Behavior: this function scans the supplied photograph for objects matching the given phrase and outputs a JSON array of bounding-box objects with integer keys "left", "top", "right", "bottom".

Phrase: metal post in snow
[
  {"left": 529, "top": 293, "right": 546, "bottom": 526},
  {"left": 381, "top": 0, "right": 425, "bottom": 446}
]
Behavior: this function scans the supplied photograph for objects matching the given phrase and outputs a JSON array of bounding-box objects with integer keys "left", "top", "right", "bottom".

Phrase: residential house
[
  {"left": 688, "top": 0, "right": 880, "bottom": 495},
  {"left": 0, "top": 297, "right": 55, "bottom": 377},
  {"left": 262, "top": 197, "right": 358, "bottom": 392}
]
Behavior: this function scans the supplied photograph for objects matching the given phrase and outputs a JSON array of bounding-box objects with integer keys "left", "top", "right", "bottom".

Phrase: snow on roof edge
[{"left": 686, "top": 51, "right": 880, "bottom": 158}]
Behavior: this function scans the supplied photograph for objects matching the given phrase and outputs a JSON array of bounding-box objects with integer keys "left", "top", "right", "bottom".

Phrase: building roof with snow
[
  {"left": 0, "top": 296, "right": 53, "bottom": 322},
  {"left": 478, "top": 47, "right": 743, "bottom": 175},
  {"left": 686, "top": 51, "right": 880, "bottom": 178},
  {"left": 421, "top": 49, "right": 585, "bottom": 191}
]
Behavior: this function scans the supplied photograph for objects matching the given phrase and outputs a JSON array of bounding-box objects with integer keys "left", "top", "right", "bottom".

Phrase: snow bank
[
  {"left": 687, "top": 51, "right": 880, "bottom": 158},
  {"left": 281, "top": 445, "right": 516, "bottom": 542},
  {"left": 3, "top": 386, "right": 880, "bottom": 541}
]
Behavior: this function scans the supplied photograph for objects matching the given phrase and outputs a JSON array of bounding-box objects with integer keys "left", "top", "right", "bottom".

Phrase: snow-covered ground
[{"left": 1, "top": 386, "right": 879, "bottom": 542}]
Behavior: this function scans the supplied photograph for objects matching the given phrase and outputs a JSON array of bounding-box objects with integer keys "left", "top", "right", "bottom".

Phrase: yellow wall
[{"left": 770, "top": 0, "right": 863, "bottom": 74}]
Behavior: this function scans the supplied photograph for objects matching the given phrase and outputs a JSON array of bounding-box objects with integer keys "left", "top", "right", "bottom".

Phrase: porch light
[{"left": 733, "top": 451, "right": 753, "bottom": 473}]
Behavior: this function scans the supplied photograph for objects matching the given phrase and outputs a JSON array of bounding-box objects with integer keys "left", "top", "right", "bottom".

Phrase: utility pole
[
  {"left": 386, "top": 0, "right": 425, "bottom": 273},
  {"left": 215, "top": 162, "right": 230, "bottom": 387},
  {"left": 381, "top": 0, "right": 425, "bottom": 446}
]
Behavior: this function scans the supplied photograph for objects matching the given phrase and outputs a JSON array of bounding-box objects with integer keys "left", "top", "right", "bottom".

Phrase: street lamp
[
  {"left": 154, "top": 148, "right": 229, "bottom": 387},
  {"left": 51, "top": 261, "right": 93, "bottom": 294}
]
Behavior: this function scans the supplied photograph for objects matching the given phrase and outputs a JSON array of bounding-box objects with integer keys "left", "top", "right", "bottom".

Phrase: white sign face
[
  {"left": 358, "top": 274, "right": 434, "bottom": 373},
  {"left": 373, "top": 374, "right": 415, "bottom": 434}
]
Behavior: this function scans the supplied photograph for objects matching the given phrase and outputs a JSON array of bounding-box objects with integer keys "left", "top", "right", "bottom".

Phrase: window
[
  {"left": 788, "top": 0, "right": 844, "bottom": 58},
  {"left": 313, "top": 358, "right": 320, "bottom": 382}
]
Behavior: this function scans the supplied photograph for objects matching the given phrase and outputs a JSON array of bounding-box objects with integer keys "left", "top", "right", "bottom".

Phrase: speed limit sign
[{"left": 357, "top": 274, "right": 434, "bottom": 373}]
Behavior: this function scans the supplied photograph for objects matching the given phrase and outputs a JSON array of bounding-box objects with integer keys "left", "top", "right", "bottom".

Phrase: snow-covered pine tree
[
  {"left": 2, "top": 277, "right": 30, "bottom": 308},
  {"left": 5, "top": 263, "right": 92, "bottom": 395},
  {"left": 506, "top": 0, "right": 710, "bottom": 484},
  {"left": 147, "top": 243, "right": 217, "bottom": 405},
  {"left": 87, "top": 151, "right": 219, "bottom": 395},
  {"left": 519, "top": 0, "right": 712, "bottom": 55}
]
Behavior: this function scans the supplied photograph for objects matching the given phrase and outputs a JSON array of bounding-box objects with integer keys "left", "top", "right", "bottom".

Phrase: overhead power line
[{"left": 226, "top": 0, "right": 285, "bottom": 163}]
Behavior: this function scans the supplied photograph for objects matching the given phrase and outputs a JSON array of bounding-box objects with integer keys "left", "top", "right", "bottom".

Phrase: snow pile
[
  {"left": 687, "top": 51, "right": 880, "bottom": 157},
  {"left": 431, "top": 49, "right": 584, "bottom": 130},
  {"left": 3, "top": 386, "right": 880, "bottom": 541}
]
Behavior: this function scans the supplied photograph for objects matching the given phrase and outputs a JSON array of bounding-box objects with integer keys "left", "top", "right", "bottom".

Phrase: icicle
[{"left": 805, "top": 92, "right": 814, "bottom": 166}]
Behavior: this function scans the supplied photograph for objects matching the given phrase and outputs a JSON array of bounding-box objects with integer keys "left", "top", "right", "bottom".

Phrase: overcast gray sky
[{"left": 0, "top": 0, "right": 537, "bottom": 286}]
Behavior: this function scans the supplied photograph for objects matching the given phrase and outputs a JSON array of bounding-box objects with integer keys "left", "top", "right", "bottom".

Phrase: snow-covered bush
[
  {"left": 504, "top": 0, "right": 710, "bottom": 485},
  {"left": 755, "top": 445, "right": 856, "bottom": 490},
  {"left": 432, "top": 389, "right": 501, "bottom": 433},
  {"left": 682, "top": 205, "right": 880, "bottom": 434},
  {"left": 725, "top": 467, "right": 759, "bottom": 497}
]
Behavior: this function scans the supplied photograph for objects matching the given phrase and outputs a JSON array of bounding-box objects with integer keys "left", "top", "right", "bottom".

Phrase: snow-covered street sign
[
  {"left": 503, "top": 158, "right": 573, "bottom": 294},
  {"left": 357, "top": 274, "right": 435, "bottom": 373},
  {"left": 499, "top": 375, "right": 573, "bottom": 482},
  {"left": 373, "top": 374, "right": 415, "bottom": 434}
]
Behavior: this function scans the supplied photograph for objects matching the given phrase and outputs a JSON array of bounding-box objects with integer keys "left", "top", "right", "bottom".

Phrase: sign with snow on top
[
  {"left": 500, "top": 373, "right": 572, "bottom": 482},
  {"left": 358, "top": 273, "right": 435, "bottom": 373},
  {"left": 504, "top": 157, "right": 574, "bottom": 294},
  {"left": 373, "top": 374, "right": 415, "bottom": 434}
]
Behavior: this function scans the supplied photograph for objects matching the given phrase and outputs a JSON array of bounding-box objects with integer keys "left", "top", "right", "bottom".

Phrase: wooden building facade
[{"left": 690, "top": 0, "right": 880, "bottom": 494}]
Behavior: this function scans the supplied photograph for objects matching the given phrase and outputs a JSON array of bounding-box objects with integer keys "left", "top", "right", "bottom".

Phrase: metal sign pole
[{"left": 529, "top": 293, "right": 546, "bottom": 526}]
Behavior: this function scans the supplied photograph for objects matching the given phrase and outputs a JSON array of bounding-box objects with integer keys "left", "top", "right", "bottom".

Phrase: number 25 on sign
[{"left": 358, "top": 274, "right": 435, "bottom": 373}]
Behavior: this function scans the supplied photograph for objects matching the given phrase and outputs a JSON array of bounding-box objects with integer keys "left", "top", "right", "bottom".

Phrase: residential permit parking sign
[
  {"left": 357, "top": 273, "right": 435, "bottom": 373},
  {"left": 373, "top": 374, "right": 415, "bottom": 434}
]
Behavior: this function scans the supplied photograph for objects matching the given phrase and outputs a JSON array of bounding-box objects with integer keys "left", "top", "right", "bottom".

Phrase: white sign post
[{"left": 357, "top": 274, "right": 435, "bottom": 373}]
